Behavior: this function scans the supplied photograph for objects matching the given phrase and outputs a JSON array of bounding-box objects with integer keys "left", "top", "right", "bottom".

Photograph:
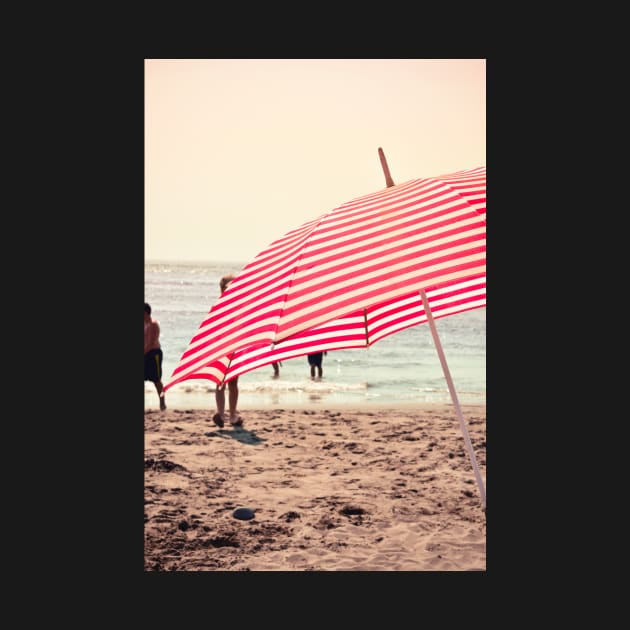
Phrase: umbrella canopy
[
  {"left": 163, "top": 164, "right": 485, "bottom": 389},
  {"left": 162, "top": 157, "right": 486, "bottom": 507}
]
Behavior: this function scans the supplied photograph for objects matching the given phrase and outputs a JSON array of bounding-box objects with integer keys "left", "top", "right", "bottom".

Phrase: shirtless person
[{"left": 144, "top": 302, "right": 166, "bottom": 410}]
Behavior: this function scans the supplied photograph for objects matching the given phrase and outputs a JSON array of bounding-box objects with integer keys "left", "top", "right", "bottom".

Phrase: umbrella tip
[{"left": 377, "top": 147, "right": 395, "bottom": 188}]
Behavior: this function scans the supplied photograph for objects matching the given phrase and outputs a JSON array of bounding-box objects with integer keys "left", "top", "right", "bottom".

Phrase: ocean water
[{"left": 144, "top": 261, "right": 486, "bottom": 410}]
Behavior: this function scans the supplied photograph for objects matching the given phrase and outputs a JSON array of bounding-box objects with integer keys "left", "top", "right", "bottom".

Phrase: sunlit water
[{"left": 145, "top": 261, "right": 485, "bottom": 410}]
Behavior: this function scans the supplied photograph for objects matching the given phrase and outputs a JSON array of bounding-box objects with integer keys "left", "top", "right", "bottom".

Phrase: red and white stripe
[{"left": 164, "top": 166, "right": 485, "bottom": 390}]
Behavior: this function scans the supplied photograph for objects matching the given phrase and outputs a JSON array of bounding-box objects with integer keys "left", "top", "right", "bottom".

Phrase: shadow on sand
[{"left": 204, "top": 427, "right": 265, "bottom": 445}]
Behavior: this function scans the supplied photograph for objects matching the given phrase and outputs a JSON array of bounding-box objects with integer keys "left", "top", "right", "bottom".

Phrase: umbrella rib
[{"left": 219, "top": 352, "right": 235, "bottom": 387}]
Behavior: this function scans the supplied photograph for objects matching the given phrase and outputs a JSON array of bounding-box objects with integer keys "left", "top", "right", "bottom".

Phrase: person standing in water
[
  {"left": 307, "top": 351, "right": 327, "bottom": 380},
  {"left": 144, "top": 302, "right": 166, "bottom": 411}
]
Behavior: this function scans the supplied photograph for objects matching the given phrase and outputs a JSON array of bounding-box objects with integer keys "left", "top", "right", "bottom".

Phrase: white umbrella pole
[
  {"left": 420, "top": 290, "right": 486, "bottom": 509},
  {"left": 377, "top": 149, "right": 485, "bottom": 508}
]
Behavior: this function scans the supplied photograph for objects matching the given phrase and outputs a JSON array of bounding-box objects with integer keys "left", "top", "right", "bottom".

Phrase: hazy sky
[{"left": 145, "top": 59, "right": 485, "bottom": 264}]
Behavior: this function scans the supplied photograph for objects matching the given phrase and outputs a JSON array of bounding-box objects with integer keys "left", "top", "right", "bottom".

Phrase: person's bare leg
[
  {"left": 155, "top": 381, "right": 166, "bottom": 410},
  {"left": 213, "top": 387, "right": 226, "bottom": 426},
  {"left": 228, "top": 379, "right": 241, "bottom": 425},
  {"left": 318, "top": 366, "right": 322, "bottom": 379}
]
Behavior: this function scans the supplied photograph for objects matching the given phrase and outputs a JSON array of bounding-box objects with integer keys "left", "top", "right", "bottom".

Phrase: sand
[{"left": 144, "top": 403, "right": 486, "bottom": 571}]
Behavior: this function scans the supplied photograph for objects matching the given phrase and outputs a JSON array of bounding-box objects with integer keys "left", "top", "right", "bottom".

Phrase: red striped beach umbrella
[{"left": 163, "top": 150, "right": 486, "bottom": 506}]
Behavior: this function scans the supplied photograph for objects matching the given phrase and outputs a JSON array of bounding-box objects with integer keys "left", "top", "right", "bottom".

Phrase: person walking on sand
[
  {"left": 307, "top": 351, "right": 327, "bottom": 380},
  {"left": 144, "top": 302, "right": 166, "bottom": 410},
  {"left": 212, "top": 274, "right": 244, "bottom": 428}
]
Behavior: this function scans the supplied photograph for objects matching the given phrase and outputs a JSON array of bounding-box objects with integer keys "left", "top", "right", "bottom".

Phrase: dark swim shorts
[
  {"left": 144, "top": 348, "right": 163, "bottom": 382},
  {"left": 307, "top": 352, "right": 323, "bottom": 367}
]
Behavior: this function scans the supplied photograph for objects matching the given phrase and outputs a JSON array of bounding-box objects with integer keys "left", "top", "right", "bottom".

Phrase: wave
[{"left": 147, "top": 378, "right": 368, "bottom": 396}]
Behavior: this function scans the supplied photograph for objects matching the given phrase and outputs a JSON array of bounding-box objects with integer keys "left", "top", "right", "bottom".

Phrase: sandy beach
[{"left": 144, "top": 402, "right": 486, "bottom": 571}]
